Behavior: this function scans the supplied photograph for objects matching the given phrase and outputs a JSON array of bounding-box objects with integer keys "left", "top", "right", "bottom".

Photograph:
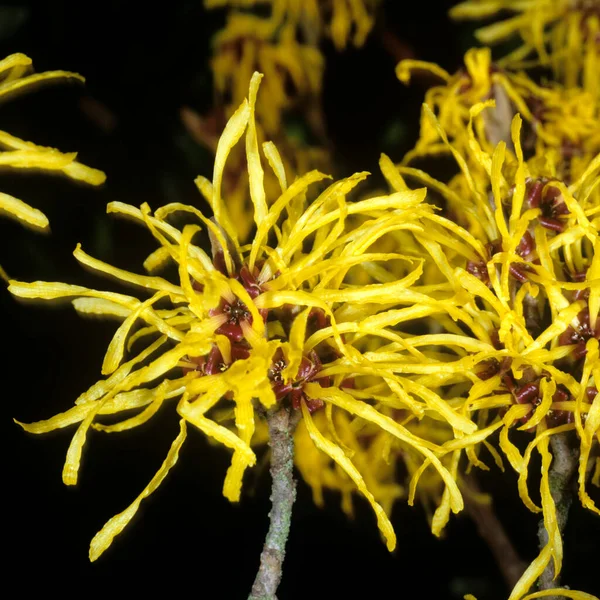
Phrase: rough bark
[{"left": 248, "top": 407, "right": 298, "bottom": 600}]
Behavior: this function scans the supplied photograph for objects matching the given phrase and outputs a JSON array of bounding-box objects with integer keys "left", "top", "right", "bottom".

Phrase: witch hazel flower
[
  {"left": 10, "top": 72, "right": 468, "bottom": 561},
  {"left": 377, "top": 96, "right": 600, "bottom": 599}
]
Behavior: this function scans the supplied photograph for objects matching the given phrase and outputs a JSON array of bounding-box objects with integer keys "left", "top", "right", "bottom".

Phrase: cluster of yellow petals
[
  {"left": 397, "top": 47, "right": 600, "bottom": 186},
  {"left": 384, "top": 10, "right": 600, "bottom": 593},
  {"left": 207, "top": 0, "right": 379, "bottom": 136},
  {"left": 450, "top": 0, "right": 600, "bottom": 101},
  {"left": 0, "top": 53, "right": 105, "bottom": 276},
  {"left": 210, "top": 6, "right": 323, "bottom": 136},
  {"left": 294, "top": 411, "right": 404, "bottom": 519},
  {"left": 378, "top": 90, "right": 600, "bottom": 597},
  {"left": 10, "top": 72, "right": 486, "bottom": 561},
  {"left": 205, "top": 0, "right": 378, "bottom": 51},
  {"left": 6, "top": 7, "right": 599, "bottom": 599},
  {"left": 192, "top": 113, "right": 329, "bottom": 241},
  {"left": 202, "top": 0, "right": 379, "bottom": 241}
]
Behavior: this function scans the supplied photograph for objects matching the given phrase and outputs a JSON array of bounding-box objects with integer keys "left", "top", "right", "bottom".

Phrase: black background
[{"left": 2, "top": 1, "right": 599, "bottom": 598}]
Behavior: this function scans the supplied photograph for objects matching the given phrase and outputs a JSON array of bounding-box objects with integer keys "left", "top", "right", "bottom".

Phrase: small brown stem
[
  {"left": 462, "top": 475, "right": 528, "bottom": 589},
  {"left": 537, "top": 433, "right": 578, "bottom": 595},
  {"left": 248, "top": 407, "right": 299, "bottom": 600}
]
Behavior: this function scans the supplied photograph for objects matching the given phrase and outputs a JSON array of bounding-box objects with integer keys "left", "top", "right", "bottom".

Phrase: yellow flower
[
  {"left": 293, "top": 410, "right": 404, "bottom": 518},
  {"left": 380, "top": 100, "right": 600, "bottom": 598},
  {"left": 205, "top": 1, "right": 333, "bottom": 241},
  {"left": 182, "top": 102, "right": 330, "bottom": 242},
  {"left": 396, "top": 47, "right": 600, "bottom": 176},
  {"left": 450, "top": 0, "right": 600, "bottom": 100},
  {"left": 207, "top": 0, "right": 380, "bottom": 137},
  {"left": 0, "top": 53, "right": 105, "bottom": 260},
  {"left": 206, "top": 0, "right": 379, "bottom": 51},
  {"left": 10, "top": 71, "right": 469, "bottom": 560},
  {"left": 210, "top": 7, "right": 323, "bottom": 136},
  {"left": 525, "top": 83, "right": 600, "bottom": 194}
]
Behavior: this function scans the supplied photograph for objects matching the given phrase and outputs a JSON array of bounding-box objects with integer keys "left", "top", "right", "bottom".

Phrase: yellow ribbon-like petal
[
  {"left": 89, "top": 419, "right": 187, "bottom": 561},
  {"left": 302, "top": 401, "right": 396, "bottom": 551}
]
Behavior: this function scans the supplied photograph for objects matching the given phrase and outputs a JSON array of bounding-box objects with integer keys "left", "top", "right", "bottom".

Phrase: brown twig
[
  {"left": 248, "top": 406, "right": 299, "bottom": 600},
  {"left": 537, "top": 432, "right": 578, "bottom": 596},
  {"left": 462, "top": 474, "right": 528, "bottom": 589}
]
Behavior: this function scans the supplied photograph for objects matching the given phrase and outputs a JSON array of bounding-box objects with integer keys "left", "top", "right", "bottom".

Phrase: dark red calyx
[
  {"left": 208, "top": 263, "right": 267, "bottom": 343},
  {"left": 289, "top": 391, "right": 324, "bottom": 413},
  {"left": 538, "top": 216, "right": 566, "bottom": 232},
  {"left": 503, "top": 374, "right": 579, "bottom": 428},
  {"left": 269, "top": 351, "right": 292, "bottom": 400},
  {"left": 291, "top": 351, "right": 328, "bottom": 413},
  {"left": 508, "top": 230, "right": 540, "bottom": 283},
  {"left": 472, "top": 233, "right": 538, "bottom": 284},
  {"left": 239, "top": 265, "right": 262, "bottom": 298},
  {"left": 239, "top": 264, "right": 268, "bottom": 322},
  {"left": 558, "top": 307, "right": 600, "bottom": 359},
  {"left": 501, "top": 367, "right": 537, "bottom": 422},
  {"left": 466, "top": 258, "right": 490, "bottom": 285},
  {"left": 308, "top": 308, "right": 331, "bottom": 331},
  {"left": 182, "top": 354, "right": 206, "bottom": 376},
  {"left": 476, "top": 359, "right": 500, "bottom": 381},
  {"left": 476, "top": 355, "right": 511, "bottom": 381},
  {"left": 268, "top": 349, "right": 327, "bottom": 413},
  {"left": 526, "top": 178, "right": 569, "bottom": 232},
  {"left": 210, "top": 297, "right": 253, "bottom": 342},
  {"left": 466, "top": 240, "right": 506, "bottom": 286},
  {"left": 565, "top": 267, "right": 590, "bottom": 301},
  {"left": 194, "top": 259, "right": 267, "bottom": 337},
  {"left": 205, "top": 345, "right": 229, "bottom": 375},
  {"left": 277, "top": 306, "right": 332, "bottom": 339},
  {"left": 466, "top": 242, "right": 496, "bottom": 285},
  {"left": 517, "top": 231, "right": 535, "bottom": 259},
  {"left": 546, "top": 385, "right": 575, "bottom": 427},
  {"left": 509, "top": 262, "right": 534, "bottom": 283},
  {"left": 501, "top": 375, "right": 538, "bottom": 428},
  {"left": 526, "top": 178, "right": 546, "bottom": 208},
  {"left": 184, "top": 342, "right": 251, "bottom": 377},
  {"left": 514, "top": 381, "right": 541, "bottom": 405},
  {"left": 231, "top": 343, "right": 251, "bottom": 362}
]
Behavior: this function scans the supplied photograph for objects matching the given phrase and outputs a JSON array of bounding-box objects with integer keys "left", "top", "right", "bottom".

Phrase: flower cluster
[
  {"left": 192, "top": 0, "right": 381, "bottom": 242},
  {"left": 8, "top": 4, "right": 600, "bottom": 600},
  {"left": 397, "top": 47, "right": 600, "bottom": 186},
  {"left": 381, "top": 5, "right": 600, "bottom": 597},
  {"left": 207, "top": 0, "right": 380, "bottom": 134},
  {"left": 11, "top": 72, "right": 471, "bottom": 561},
  {"left": 381, "top": 102, "right": 599, "bottom": 592},
  {"left": 450, "top": 0, "right": 600, "bottom": 100},
  {"left": 206, "top": 0, "right": 379, "bottom": 52}
]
